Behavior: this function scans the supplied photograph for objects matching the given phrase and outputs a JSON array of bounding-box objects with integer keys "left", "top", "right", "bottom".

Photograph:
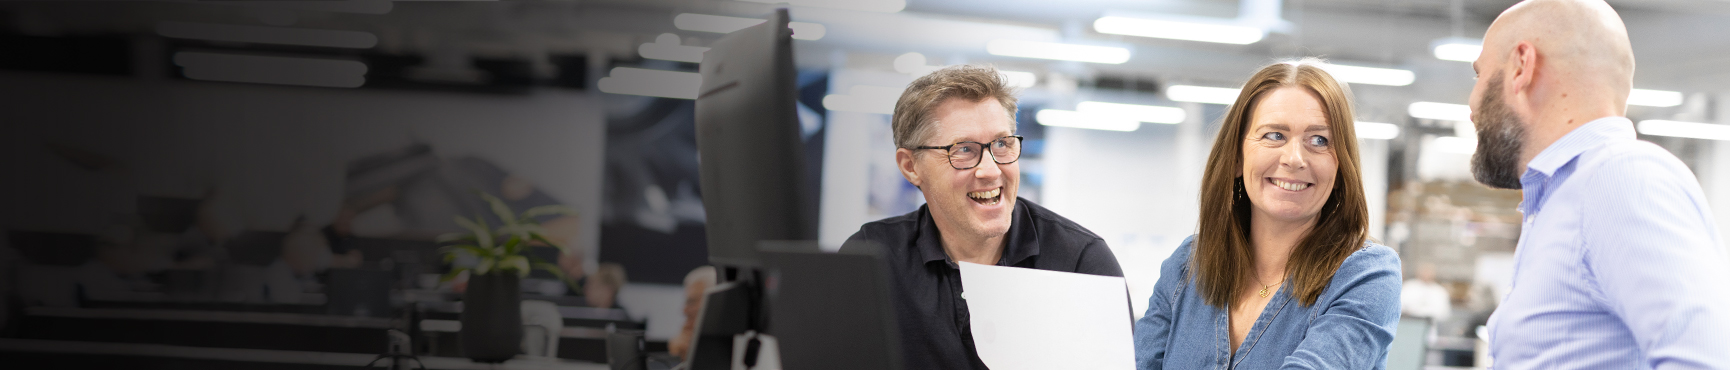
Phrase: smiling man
[{"left": 839, "top": 65, "right": 1124, "bottom": 369}]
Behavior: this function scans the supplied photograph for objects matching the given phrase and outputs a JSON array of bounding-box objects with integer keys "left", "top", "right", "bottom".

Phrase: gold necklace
[{"left": 1257, "top": 275, "right": 1285, "bottom": 298}]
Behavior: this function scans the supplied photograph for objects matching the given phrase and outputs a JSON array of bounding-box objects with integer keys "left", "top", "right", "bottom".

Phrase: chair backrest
[
  {"left": 1385, "top": 316, "right": 1431, "bottom": 370},
  {"left": 520, "top": 300, "right": 563, "bottom": 357}
]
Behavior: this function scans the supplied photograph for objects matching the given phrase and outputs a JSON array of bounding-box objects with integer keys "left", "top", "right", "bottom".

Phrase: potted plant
[{"left": 438, "top": 192, "right": 574, "bottom": 363}]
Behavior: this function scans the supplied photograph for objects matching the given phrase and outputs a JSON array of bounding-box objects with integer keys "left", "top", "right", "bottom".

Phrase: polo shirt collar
[{"left": 915, "top": 199, "right": 1042, "bottom": 268}]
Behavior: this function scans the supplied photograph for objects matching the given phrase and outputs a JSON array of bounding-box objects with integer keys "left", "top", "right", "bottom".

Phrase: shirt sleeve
[
  {"left": 1281, "top": 247, "right": 1402, "bottom": 370},
  {"left": 836, "top": 225, "right": 880, "bottom": 255},
  {"left": 1580, "top": 155, "right": 1730, "bottom": 370},
  {"left": 1132, "top": 237, "right": 1192, "bottom": 370},
  {"left": 1075, "top": 237, "right": 1125, "bottom": 277}
]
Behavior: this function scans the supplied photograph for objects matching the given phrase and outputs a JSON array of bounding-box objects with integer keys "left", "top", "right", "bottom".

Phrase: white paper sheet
[{"left": 958, "top": 262, "right": 1135, "bottom": 370}]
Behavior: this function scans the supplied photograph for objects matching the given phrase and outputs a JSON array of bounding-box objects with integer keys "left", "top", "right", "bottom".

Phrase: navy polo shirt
[{"left": 840, "top": 197, "right": 1125, "bottom": 369}]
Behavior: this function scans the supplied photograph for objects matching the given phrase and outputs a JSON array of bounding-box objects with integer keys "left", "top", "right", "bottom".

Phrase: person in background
[
  {"left": 838, "top": 64, "right": 1124, "bottom": 370},
  {"left": 582, "top": 262, "right": 627, "bottom": 309},
  {"left": 1399, "top": 262, "right": 1451, "bottom": 321},
  {"left": 668, "top": 265, "right": 716, "bottom": 361},
  {"left": 1133, "top": 59, "right": 1402, "bottom": 369},
  {"left": 1465, "top": 1, "right": 1730, "bottom": 367},
  {"left": 556, "top": 244, "right": 586, "bottom": 291}
]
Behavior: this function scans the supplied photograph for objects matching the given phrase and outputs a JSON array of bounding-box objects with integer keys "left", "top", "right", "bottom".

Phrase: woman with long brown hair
[{"left": 1133, "top": 59, "right": 1402, "bottom": 369}]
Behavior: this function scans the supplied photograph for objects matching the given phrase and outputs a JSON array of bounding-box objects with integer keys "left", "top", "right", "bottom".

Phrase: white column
[
  {"left": 1360, "top": 138, "right": 1389, "bottom": 242},
  {"left": 816, "top": 64, "right": 875, "bottom": 251},
  {"left": 1708, "top": 93, "right": 1730, "bottom": 262},
  {"left": 1176, "top": 102, "right": 1205, "bottom": 218}
]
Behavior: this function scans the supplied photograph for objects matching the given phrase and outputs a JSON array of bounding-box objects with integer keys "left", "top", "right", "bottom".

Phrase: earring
[{"left": 1234, "top": 178, "right": 1245, "bottom": 202}]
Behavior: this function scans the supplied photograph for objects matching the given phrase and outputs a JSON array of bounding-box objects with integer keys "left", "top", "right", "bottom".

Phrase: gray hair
[{"left": 891, "top": 65, "right": 1019, "bottom": 150}]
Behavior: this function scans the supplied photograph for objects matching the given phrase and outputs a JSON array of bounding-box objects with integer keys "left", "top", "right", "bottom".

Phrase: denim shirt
[{"left": 1133, "top": 235, "right": 1402, "bottom": 370}]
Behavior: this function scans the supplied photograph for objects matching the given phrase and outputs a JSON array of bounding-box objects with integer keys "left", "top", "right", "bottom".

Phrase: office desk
[
  {"left": 19, "top": 307, "right": 393, "bottom": 354},
  {"left": 0, "top": 338, "right": 609, "bottom": 370}
]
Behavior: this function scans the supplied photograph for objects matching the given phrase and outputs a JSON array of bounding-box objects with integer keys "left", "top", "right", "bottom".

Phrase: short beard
[{"left": 1469, "top": 74, "right": 1527, "bottom": 190}]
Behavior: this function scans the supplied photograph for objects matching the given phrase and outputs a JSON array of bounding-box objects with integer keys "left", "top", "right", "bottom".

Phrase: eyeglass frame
[{"left": 913, "top": 135, "right": 1026, "bottom": 170}]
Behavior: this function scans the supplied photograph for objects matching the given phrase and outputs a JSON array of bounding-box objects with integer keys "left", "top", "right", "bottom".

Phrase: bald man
[{"left": 1468, "top": 1, "right": 1730, "bottom": 368}]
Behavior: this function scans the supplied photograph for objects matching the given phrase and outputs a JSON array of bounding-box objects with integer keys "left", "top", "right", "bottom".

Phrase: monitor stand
[{"left": 687, "top": 267, "right": 766, "bottom": 370}]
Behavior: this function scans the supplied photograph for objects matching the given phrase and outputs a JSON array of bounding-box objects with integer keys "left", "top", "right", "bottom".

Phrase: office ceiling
[{"left": 5, "top": 0, "right": 1728, "bottom": 108}]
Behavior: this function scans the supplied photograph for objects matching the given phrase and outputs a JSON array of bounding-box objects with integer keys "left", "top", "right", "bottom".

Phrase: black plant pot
[{"left": 461, "top": 272, "right": 522, "bottom": 363}]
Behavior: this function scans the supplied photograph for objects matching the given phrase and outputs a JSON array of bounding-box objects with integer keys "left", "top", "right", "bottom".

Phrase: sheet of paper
[{"left": 958, "top": 262, "right": 1134, "bottom": 370}]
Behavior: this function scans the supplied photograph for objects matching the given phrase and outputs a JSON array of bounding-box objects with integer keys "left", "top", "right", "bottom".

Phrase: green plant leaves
[
  {"left": 501, "top": 255, "right": 531, "bottom": 278},
  {"left": 453, "top": 215, "right": 494, "bottom": 249},
  {"left": 481, "top": 192, "right": 518, "bottom": 228},
  {"left": 474, "top": 257, "right": 495, "bottom": 275},
  {"left": 531, "top": 233, "right": 565, "bottom": 253},
  {"left": 438, "top": 191, "right": 581, "bottom": 278},
  {"left": 439, "top": 268, "right": 468, "bottom": 284}
]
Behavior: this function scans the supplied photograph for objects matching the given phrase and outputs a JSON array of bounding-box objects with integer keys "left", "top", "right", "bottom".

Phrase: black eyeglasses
[{"left": 915, "top": 135, "right": 1024, "bottom": 170}]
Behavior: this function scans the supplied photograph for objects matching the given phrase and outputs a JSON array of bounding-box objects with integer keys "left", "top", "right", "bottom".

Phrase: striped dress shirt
[{"left": 1487, "top": 116, "right": 1730, "bottom": 369}]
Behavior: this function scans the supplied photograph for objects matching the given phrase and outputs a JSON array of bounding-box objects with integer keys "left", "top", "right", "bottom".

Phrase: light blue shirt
[
  {"left": 1487, "top": 116, "right": 1730, "bottom": 369},
  {"left": 1134, "top": 236, "right": 1402, "bottom": 370}
]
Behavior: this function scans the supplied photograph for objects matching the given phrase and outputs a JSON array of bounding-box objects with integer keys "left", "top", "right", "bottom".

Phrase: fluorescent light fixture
[
  {"left": 822, "top": 85, "right": 903, "bottom": 114},
  {"left": 1432, "top": 136, "right": 1478, "bottom": 154},
  {"left": 1431, "top": 37, "right": 1483, "bottom": 62},
  {"left": 1355, "top": 121, "right": 1400, "bottom": 140},
  {"left": 736, "top": 0, "right": 905, "bottom": 13},
  {"left": 1036, "top": 109, "right": 1140, "bottom": 131},
  {"left": 639, "top": 33, "right": 708, "bottom": 63},
  {"left": 1408, "top": 102, "right": 1472, "bottom": 122},
  {"left": 1637, "top": 120, "right": 1730, "bottom": 140},
  {"left": 173, "top": 51, "right": 365, "bottom": 88},
  {"left": 210, "top": 0, "right": 392, "bottom": 15},
  {"left": 985, "top": 39, "right": 1130, "bottom": 64},
  {"left": 674, "top": 13, "right": 759, "bottom": 33},
  {"left": 895, "top": 52, "right": 1037, "bottom": 88},
  {"left": 999, "top": 70, "right": 1038, "bottom": 88},
  {"left": 893, "top": 52, "right": 929, "bottom": 74},
  {"left": 156, "top": 21, "right": 377, "bottom": 49},
  {"left": 1319, "top": 63, "right": 1414, "bottom": 86},
  {"left": 1076, "top": 101, "right": 1184, "bottom": 124},
  {"left": 1092, "top": 16, "right": 1263, "bottom": 45},
  {"left": 1165, "top": 85, "right": 1240, "bottom": 105},
  {"left": 596, "top": 67, "right": 701, "bottom": 99},
  {"left": 673, "top": 13, "right": 824, "bottom": 40},
  {"left": 788, "top": 22, "right": 826, "bottom": 40},
  {"left": 1628, "top": 88, "right": 1683, "bottom": 107}
]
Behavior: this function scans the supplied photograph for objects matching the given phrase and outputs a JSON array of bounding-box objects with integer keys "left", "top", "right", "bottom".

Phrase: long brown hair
[{"left": 1191, "top": 59, "right": 1369, "bottom": 307}]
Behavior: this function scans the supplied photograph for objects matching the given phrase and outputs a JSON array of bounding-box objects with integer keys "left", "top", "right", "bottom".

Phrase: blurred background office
[{"left": 2, "top": 0, "right": 1728, "bottom": 369}]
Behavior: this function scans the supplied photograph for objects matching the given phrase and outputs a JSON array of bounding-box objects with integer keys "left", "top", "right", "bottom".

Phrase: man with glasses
[{"left": 839, "top": 65, "right": 1124, "bottom": 369}]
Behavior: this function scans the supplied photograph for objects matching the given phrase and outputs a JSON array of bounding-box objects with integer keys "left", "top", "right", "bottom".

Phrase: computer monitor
[
  {"left": 693, "top": 7, "right": 814, "bottom": 269},
  {"left": 687, "top": 8, "right": 827, "bottom": 369},
  {"left": 759, "top": 247, "right": 903, "bottom": 370},
  {"left": 137, "top": 196, "right": 200, "bottom": 234},
  {"left": 223, "top": 230, "right": 286, "bottom": 267}
]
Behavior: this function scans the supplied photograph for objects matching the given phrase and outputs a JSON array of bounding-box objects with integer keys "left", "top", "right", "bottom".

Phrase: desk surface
[
  {"left": 26, "top": 306, "right": 394, "bottom": 328},
  {"left": 0, "top": 338, "right": 609, "bottom": 370}
]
